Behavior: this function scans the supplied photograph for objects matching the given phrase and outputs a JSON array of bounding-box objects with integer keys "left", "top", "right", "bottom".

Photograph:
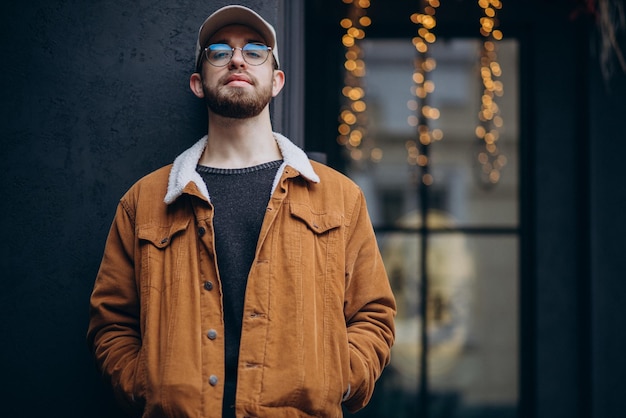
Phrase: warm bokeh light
[
  {"left": 475, "top": 0, "right": 506, "bottom": 187},
  {"left": 338, "top": 0, "right": 379, "bottom": 163},
  {"left": 359, "top": 16, "right": 372, "bottom": 27},
  {"left": 370, "top": 148, "right": 383, "bottom": 161},
  {"left": 407, "top": 0, "right": 442, "bottom": 185},
  {"left": 352, "top": 100, "right": 367, "bottom": 112},
  {"left": 339, "top": 0, "right": 505, "bottom": 179}
]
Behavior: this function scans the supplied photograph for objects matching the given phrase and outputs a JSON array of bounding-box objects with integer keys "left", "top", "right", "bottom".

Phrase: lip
[{"left": 225, "top": 74, "right": 252, "bottom": 86}]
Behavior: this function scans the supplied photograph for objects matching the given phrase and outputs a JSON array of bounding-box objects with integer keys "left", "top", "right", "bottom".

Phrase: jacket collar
[{"left": 164, "top": 132, "right": 320, "bottom": 204}]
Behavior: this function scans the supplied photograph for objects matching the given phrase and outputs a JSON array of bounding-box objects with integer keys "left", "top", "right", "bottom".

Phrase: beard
[{"left": 202, "top": 74, "right": 273, "bottom": 119}]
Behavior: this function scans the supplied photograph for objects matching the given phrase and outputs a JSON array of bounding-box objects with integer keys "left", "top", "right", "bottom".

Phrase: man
[{"left": 87, "top": 5, "right": 396, "bottom": 417}]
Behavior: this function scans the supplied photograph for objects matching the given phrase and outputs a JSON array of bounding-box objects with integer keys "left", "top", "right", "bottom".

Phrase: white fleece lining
[{"left": 164, "top": 132, "right": 320, "bottom": 205}]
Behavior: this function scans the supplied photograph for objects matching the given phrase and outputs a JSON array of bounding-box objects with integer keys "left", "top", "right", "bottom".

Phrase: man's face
[{"left": 199, "top": 24, "right": 280, "bottom": 119}]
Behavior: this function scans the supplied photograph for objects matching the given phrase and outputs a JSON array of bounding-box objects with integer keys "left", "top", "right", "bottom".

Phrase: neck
[{"left": 200, "top": 108, "right": 281, "bottom": 168}]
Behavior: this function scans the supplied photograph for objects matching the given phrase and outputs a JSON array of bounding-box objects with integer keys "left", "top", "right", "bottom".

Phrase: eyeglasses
[{"left": 203, "top": 43, "right": 272, "bottom": 67}]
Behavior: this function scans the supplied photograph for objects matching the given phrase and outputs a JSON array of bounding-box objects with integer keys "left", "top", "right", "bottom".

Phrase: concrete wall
[{"left": 0, "top": 1, "right": 280, "bottom": 416}]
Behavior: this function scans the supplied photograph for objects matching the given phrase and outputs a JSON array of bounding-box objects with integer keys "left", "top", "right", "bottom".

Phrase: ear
[
  {"left": 271, "top": 70, "right": 285, "bottom": 98},
  {"left": 190, "top": 72, "right": 205, "bottom": 98}
]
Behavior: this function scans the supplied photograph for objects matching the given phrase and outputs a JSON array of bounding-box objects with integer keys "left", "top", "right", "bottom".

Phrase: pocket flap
[
  {"left": 289, "top": 203, "right": 342, "bottom": 234},
  {"left": 138, "top": 218, "right": 190, "bottom": 248}
]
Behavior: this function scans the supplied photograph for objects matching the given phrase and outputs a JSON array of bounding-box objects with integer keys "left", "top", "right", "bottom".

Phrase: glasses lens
[
  {"left": 242, "top": 43, "right": 270, "bottom": 65},
  {"left": 204, "top": 43, "right": 271, "bottom": 67},
  {"left": 206, "top": 44, "right": 232, "bottom": 66}
]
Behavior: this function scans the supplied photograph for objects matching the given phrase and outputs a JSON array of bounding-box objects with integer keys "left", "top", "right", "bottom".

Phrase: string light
[
  {"left": 338, "top": 0, "right": 381, "bottom": 163},
  {"left": 475, "top": 0, "right": 506, "bottom": 188},
  {"left": 409, "top": 0, "right": 442, "bottom": 185}
]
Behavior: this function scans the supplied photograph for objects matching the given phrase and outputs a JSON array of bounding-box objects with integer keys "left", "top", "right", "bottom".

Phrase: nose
[{"left": 228, "top": 48, "right": 247, "bottom": 68}]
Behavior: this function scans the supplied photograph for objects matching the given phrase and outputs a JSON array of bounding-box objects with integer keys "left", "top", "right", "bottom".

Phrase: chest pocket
[
  {"left": 137, "top": 218, "right": 191, "bottom": 292},
  {"left": 289, "top": 203, "right": 342, "bottom": 234},
  {"left": 138, "top": 218, "right": 191, "bottom": 248}
]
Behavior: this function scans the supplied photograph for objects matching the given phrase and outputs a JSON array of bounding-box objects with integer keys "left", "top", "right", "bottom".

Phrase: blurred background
[{"left": 1, "top": 0, "right": 625, "bottom": 417}]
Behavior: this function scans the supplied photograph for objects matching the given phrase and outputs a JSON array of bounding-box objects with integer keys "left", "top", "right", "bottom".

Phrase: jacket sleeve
[
  {"left": 87, "top": 198, "right": 143, "bottom": 415},
  {"left": 342, "top": 189, "right": 397, "bottom": 413}
]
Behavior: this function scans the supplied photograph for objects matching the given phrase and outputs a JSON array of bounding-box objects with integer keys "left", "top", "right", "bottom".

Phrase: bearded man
[{"left": 87, "top": 5, "right": 396, "bottom": 418}]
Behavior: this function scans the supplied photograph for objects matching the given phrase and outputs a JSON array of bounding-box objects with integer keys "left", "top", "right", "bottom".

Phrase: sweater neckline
[{"left": 196, "top": 160, "right": 283, "bottom": 175}]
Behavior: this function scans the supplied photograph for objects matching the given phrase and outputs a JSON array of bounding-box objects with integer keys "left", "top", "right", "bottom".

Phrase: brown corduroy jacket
[{"left": 87, "top": 133, "right": 396, "bottom": 418}]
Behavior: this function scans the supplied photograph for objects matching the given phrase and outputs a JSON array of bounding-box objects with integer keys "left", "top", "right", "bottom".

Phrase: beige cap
[{"left": 194, "top": 5, "right": 279, "bottom": 70}]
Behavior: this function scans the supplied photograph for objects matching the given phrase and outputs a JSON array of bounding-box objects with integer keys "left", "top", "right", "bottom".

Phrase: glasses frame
[{"left": 202, "top": 43, "right": 273, "bottom": 67}]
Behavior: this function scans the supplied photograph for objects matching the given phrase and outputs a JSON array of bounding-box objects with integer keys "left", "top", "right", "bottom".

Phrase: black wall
[
  {"left": 528, "top": 7, "right": 626, "bottom": 417},
  {"left": 588, "top": 32, "right": 626, "bottom": 418},
  {"left": 0, "top": 1, "right": 277, "bottom": 416}
]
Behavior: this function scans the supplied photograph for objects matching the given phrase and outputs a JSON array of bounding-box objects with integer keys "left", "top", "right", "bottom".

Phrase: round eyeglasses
[{"left": 203, "top": 43, "right": 272, "bottom": 67}]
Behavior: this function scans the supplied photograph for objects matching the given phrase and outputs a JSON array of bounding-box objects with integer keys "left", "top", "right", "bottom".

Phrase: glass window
[{"left": 343, "top": 38, "right": 520, "bottom": 418}]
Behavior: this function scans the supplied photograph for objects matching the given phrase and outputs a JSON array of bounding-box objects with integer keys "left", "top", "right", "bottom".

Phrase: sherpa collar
[{"left": 164, "top": 132, "right": 320, "bottom": 204}]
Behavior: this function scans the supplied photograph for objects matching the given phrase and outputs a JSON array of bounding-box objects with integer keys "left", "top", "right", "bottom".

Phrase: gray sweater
[{"left": 196, "top": 160, "right": 282, "bottom": 416}]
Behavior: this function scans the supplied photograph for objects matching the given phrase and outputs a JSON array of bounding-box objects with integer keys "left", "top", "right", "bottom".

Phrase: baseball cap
[{"left": 194, "top": 5, "right": 280, "bottom": 70}]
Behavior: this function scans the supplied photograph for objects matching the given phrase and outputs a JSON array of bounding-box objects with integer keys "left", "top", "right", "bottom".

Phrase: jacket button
[
  {"left": 198, "top": 227, "right": 206, "bottom": 237},
  {"left": 207, "top": 329, "right": 218, "bottom": 340},
  {"left": 203, "top": 281, "right": 214, "bottom": 291},
  {"left": 209, "top": 375, "right": 218, "bottom": 386}
]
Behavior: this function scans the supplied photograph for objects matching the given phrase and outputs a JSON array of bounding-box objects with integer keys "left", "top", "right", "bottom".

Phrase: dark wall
[
  {"left": 530, "top": 7, "right": 626, "bottom": 418},
  {"left": 0, "top": 1, "right": 277, "bottom": 417},
  {"left": 528, "top": 10, "right": 590, "bottom": 417},
  {"left": 589, "top": 32, "right": 626, "bottom": 418}
]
